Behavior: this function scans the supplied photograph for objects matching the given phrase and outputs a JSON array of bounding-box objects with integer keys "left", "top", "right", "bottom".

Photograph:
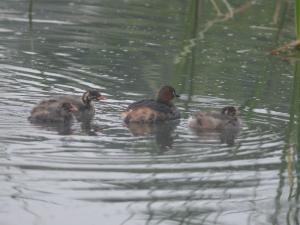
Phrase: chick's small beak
[
  {"left": 97, "top": 95, "right": 107, "bottom": 101},
  {"left": 174, "top": 92, "right": 180, "bottom": 98},
  {"left": 70, "top": 105, "right": 78, "bottom": 112},
  {"left": 173, "top": 90, "right": 180, "bottom": 98}
]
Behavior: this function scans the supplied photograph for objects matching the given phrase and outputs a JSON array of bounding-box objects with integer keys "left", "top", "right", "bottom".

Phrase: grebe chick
[
  {"left": 28, "top": 100, "right": 78, "bottom": 123},
  {"left": 56, "top": 90, "right": 106, "bottom": 121},
  {"left": 188, "top": 106, "right": 241, "bottom": 130}
]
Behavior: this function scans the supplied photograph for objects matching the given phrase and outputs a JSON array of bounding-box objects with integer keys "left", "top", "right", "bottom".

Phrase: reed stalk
[
  {"left": 296, "top": 0, "right": 300, "bottom": 39},
  {"left": 28, "top": 0, "right": 33, "bottom": 28}
]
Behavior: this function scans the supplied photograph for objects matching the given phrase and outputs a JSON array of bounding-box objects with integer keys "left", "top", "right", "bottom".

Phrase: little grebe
[
  {"left": 188, "top": 106, "right": 241, "bottom": 130},
  {"left": 28, "top": 100, "right": 78, "bottom": 123},
  {"left": 122, "top": 85, "right": 180, "bottom": 123},
  {"left": 56, "top": 90, "right": 106, "bottom": 121}
]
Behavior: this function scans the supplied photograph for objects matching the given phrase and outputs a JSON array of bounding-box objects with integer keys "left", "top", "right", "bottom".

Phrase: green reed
[{"left": 296, "top": 0, "right": 300, "bottom": 39}]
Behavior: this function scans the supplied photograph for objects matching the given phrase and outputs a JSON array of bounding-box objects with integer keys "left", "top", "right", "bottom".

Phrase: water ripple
[{"left": 0, "top": 0, "right": 296, "bottom": 224}]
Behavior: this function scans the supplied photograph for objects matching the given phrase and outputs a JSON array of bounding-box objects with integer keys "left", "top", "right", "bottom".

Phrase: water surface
[{"left": 0, "top": 0, "right": 299, "bottom": 225}]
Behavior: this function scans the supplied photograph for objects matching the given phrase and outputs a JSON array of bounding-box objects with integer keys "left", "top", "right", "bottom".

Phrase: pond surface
[{"left": 0, "top": 0, "right": 299, "bottom": 225}]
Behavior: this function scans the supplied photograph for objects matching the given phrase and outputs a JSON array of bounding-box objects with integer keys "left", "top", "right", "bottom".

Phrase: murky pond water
[{"left": 1, "top": 0, "right": 300, "bottom": 225}]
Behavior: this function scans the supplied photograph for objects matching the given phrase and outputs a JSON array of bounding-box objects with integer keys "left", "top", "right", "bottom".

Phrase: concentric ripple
[{"left": 0, "top": 0, "right": 298, "bottom": 225}]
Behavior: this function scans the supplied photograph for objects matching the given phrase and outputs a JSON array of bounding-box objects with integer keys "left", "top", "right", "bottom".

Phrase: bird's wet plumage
[
  {"left": 28, "top": 100, "right": 78, "bottom": 123},
  {"left": 122, "top": 86, "right": 180, "bottom": 123},
  {"left": 188, "top": 106, "right": 240, "bottom": 130},
  {"left": 55, "top": 90, "right": 106, "bottom": 121}
]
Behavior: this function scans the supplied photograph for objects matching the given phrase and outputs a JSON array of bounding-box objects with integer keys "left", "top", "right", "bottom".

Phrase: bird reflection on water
[
  {"left": 190, "top": 125, "right": 240, "bottom": 146},
  {"left": 126, "top": 120, "right": 180, "bottom": 152},
  {"left": 29, "top": 121, "right": 74, "bottom": 135},
  {"left": 29, "top": 117, "right": 107, "bottom": 136}
]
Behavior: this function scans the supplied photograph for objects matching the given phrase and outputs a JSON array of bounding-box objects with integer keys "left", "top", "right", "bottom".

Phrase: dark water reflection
[
  {"left": 0, "top": 0, "right": 299, "bottom": 225},
  {"left": 126, "top": 121, "right": 179, "bottom": 152}
]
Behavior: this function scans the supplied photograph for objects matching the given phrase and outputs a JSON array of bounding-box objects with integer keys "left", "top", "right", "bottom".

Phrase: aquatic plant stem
[
  {"left": 210, "top": 0, "right": 222, "bottom": 16},
  {"left": 28, "top": 0, "right": 33, "bottom": 29},
  {"left": 271, "top": 0, "right": 300, "bottom": 54},
  {"left": 296, "top": 0, "right": 300, "bottom": 39}
]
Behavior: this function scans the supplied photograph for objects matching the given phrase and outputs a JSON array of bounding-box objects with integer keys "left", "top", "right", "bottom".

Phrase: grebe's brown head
[
  {"left": 61, "top": 102, "right": 78, "bottom": 113},
  {"left": 221, "top": 106, "right": 238, "bottom": 117},
  {"left": 82, "top": 90, "right": 106, "bottom": 104},
  {"left": 156, "top": 85, "right": 180, "bottom": 104}
]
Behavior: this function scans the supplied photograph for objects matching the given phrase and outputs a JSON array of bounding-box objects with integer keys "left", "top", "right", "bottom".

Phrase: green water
[{"left": 0, "top": 0, "right": 299, "bottom": 225}]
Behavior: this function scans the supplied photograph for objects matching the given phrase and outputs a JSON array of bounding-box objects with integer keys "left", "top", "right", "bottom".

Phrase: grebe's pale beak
[{"left": 97, "top": 95, "right": 107, "bottom": 101}]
